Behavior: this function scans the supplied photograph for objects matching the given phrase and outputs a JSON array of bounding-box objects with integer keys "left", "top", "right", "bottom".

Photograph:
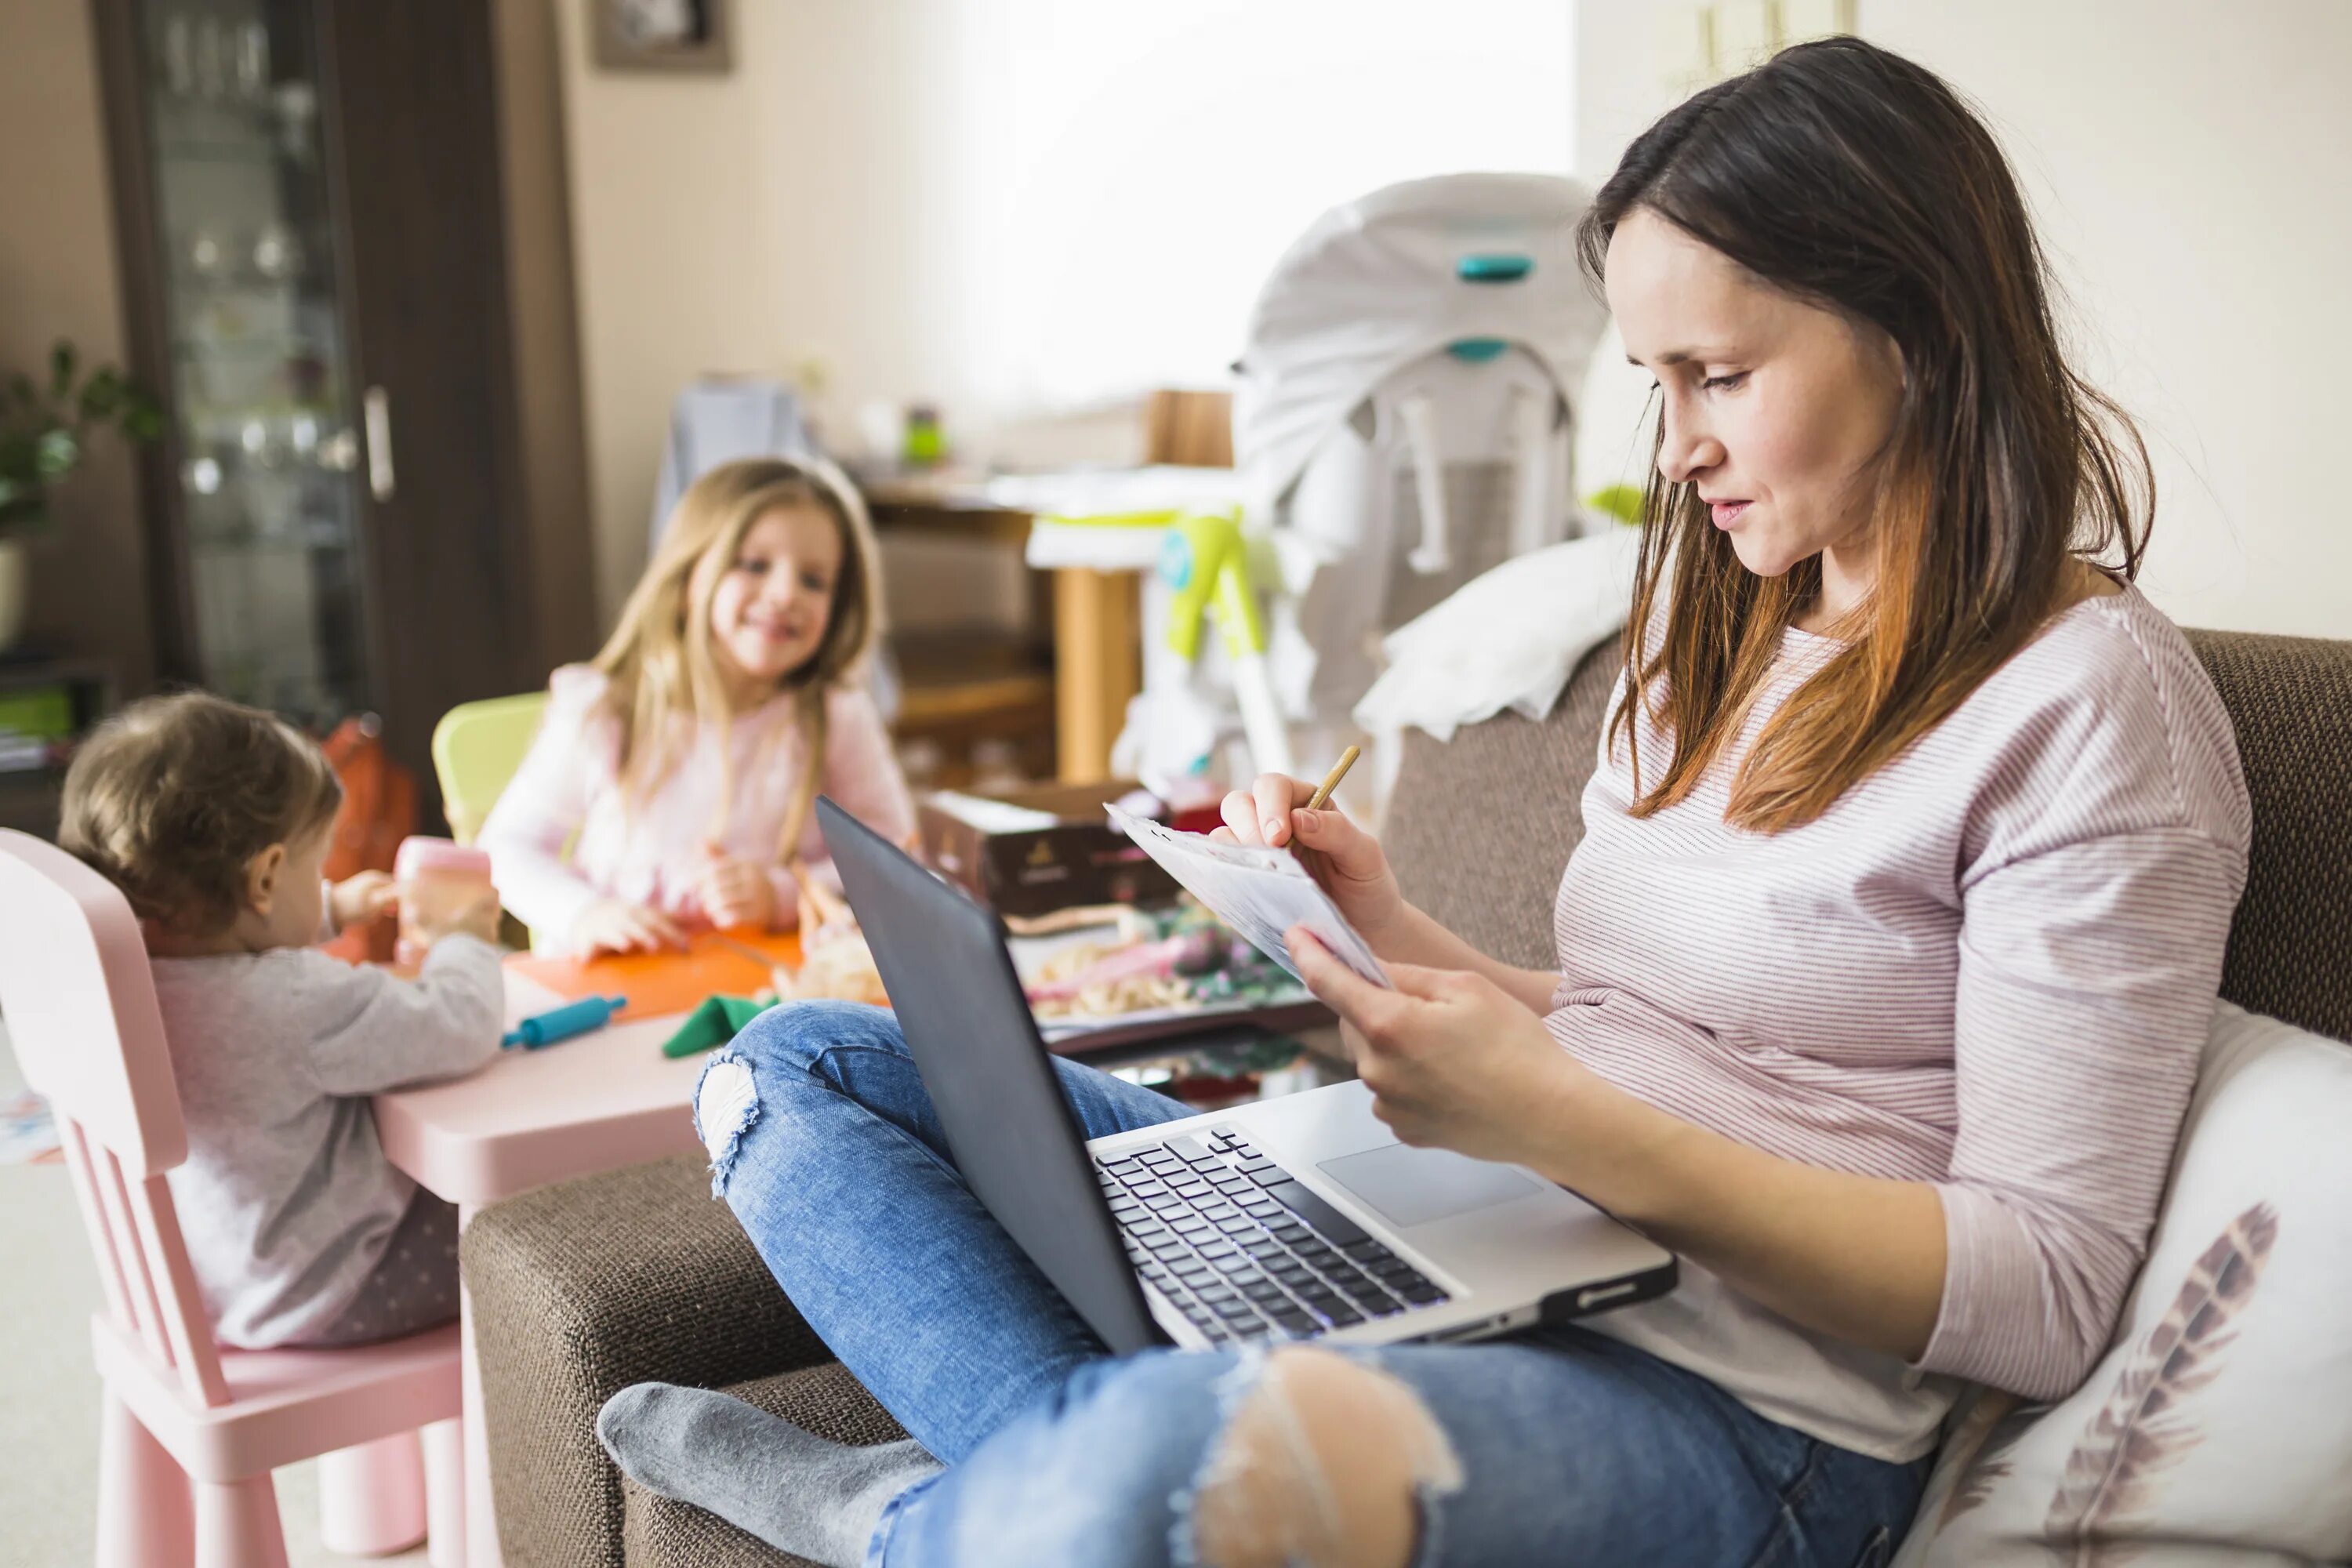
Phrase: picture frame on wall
[{"left": 593, "top": 0, "right": 733, "bottom": 74}]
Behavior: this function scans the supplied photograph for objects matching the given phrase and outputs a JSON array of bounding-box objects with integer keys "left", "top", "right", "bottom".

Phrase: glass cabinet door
[{"left": 132, "top": 0, "right": 371, "bottom": 728}]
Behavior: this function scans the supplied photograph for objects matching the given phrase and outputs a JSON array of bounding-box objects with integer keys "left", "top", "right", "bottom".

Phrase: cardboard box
[{"left": 918, "top": 781, "right": 1180, "bottom": 916}]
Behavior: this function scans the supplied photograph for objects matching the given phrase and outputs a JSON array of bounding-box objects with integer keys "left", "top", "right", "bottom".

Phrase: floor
[{"left": 0, "top": 1024, "right": 431, "bottom": 1566}]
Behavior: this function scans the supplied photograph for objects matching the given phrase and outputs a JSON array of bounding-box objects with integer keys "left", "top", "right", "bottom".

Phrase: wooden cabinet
[{"left": 93, "top": 0, "right": 547, "bottom": 816}]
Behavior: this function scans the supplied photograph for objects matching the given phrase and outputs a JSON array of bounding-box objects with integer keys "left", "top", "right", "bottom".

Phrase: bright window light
[{"left": 937, "top": 0, "right": 1576, "bottom": 412}]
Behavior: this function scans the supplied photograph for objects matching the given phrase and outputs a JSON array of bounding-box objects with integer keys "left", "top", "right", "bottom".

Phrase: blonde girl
[{"left": 481, "top": 456, "right": 915, "bottom": 956}]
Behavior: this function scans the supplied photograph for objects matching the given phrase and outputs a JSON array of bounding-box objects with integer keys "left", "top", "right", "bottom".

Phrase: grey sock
[{"left": 596, "top": 1382, "right": 942, "bottom": 1568}]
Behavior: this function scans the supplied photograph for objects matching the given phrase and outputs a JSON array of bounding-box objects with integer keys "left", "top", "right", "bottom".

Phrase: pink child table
[{"left": 373, "top": 966, "right": 714, "bottom": 1568}]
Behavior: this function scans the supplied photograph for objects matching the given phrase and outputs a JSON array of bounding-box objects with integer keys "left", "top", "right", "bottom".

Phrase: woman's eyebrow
[{"left": 1628, "top": 347, "right": 1730, "bottom": 369}]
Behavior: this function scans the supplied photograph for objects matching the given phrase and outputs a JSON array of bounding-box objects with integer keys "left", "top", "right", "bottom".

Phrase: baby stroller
[{"left": 1117, "top": 172, "right": 1613, "bottom": 808}]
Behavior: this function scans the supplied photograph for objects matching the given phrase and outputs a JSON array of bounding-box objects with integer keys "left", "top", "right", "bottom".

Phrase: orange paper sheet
[{"left": 504, "top": 929, "right": 804, "bottom": 1020}]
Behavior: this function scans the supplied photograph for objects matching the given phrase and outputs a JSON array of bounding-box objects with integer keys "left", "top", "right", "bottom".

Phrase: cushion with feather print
[{"left": 1895, "top": 1004, "right": 2352, "bottom": 1566}]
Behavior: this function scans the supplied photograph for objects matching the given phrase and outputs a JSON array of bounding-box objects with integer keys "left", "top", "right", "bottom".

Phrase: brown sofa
[{"left": 462, "top": 627, "right": 2352, "bottom": 1566}]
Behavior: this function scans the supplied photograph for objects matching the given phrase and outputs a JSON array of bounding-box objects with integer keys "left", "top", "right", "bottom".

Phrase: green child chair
[{"left": 430, "top": 692, "right": 548, "bottom": 847}]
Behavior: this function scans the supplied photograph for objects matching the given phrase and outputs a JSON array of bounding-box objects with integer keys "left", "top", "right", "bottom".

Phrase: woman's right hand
[
  {"left": 1214, "top": 773, "right": 1406, "bottom": 945},
  {"left": 566, "top": 897, "right": 687, "bottom": 957}
]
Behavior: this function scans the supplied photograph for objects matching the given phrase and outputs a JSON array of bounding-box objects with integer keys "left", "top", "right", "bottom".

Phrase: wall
[
  {"left": 0, "top": 2, "right": 151, "bottom": 689},
  {"left": 552, "top": 1, "right": 949, "bottom": 625},
  {"left": 1574, "top": 0, "right": 2352, "bottom": 639}
]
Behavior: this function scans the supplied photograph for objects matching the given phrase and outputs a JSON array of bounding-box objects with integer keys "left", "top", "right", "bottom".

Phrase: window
[{"left": 937, "top": 0, "right": 1577, "bottom": 411}]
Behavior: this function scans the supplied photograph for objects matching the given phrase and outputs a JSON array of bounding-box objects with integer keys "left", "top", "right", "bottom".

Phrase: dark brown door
[{"left": 319, "top": 0, "right": 533, "bottom": 811}]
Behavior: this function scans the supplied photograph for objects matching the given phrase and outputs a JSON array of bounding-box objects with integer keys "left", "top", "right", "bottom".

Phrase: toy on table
[
  {"left": 659, "top": 995, "right": 775, "bottom": 1060},
  {"left": 504, "top": 994, "right": 627, "bottom": 1051},
  {"left": 764, "top": 868, "right": 887, "bottom": 1007},
  {"left": 1019, "top": 899, "right": 1310, "bottom": 1025},
  {"left": 503, "top": 929, "right": 802, "bottom": 1018},
  {"left": 394, "top": 836, "right": 496, "bottom": 967},
  {"left": 498, "top": 910, "right": 877, "bottom": 1061},
  {"left": 655, "top": 880, "right": 884, "bottom": 1061}
]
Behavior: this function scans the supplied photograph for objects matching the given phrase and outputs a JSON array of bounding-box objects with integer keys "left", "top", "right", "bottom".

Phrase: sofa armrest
[{"left": 463, "top": 1153, "right": 833, "bottom": 1567}]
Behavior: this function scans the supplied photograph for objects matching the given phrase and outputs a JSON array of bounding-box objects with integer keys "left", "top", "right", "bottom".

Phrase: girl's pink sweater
[{"left": 477, "top": 666, "right": 916, "bottom": 948}]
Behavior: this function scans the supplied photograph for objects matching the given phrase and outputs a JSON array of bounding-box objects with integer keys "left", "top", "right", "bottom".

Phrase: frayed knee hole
[
  {"left": 1190, "top": 1348, "right": 1460, "bottom": 1568},
  {"left": 693, "top": 1056, "right": 760, "bottom": 1195}
]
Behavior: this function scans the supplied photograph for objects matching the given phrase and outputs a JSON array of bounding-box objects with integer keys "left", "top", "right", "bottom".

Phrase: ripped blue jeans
[{"left": 695, "top": 1001, "right": 1928, "bottom": 1568}]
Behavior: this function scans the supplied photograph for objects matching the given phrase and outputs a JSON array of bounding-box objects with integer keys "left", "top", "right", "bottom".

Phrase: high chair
[
  {"left": 430, "top": 692, "right": 548, "bottom": 847},
  {"left": 0, "top": 829, "right": 465, "bottom": 1568}
]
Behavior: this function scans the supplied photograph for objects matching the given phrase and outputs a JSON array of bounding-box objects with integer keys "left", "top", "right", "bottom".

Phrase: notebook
[{"left": 1102, "top": 804, "right": 1390, "bottom": 990}]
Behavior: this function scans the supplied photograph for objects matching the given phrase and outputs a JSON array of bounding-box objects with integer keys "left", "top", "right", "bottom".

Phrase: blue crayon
[{"left": 503, "top": 995, "right": 628, "bottom": 1050}]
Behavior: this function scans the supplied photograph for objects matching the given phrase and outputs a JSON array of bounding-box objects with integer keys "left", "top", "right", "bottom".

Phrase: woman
[{"left": 597, "top": 38, "right": 2248, "bottom": 1567}]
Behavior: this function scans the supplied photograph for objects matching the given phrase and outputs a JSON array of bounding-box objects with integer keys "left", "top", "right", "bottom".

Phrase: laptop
[{"left": 817, "top": 796, "right": 1677, "bottom": 1354}]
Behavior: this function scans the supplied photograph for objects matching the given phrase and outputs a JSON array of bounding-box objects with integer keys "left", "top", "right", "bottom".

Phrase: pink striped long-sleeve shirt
[{"left": 1548, "top": 585, "right": 2247, "bottom": 1461}]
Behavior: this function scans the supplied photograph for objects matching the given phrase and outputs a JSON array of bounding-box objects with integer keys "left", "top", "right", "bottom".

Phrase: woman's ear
[
  {"left": 1877, "top": 326, "right": 1907, "bottom": 394},
  {"left": 245, "top": 841, "right": 289, "bottom": 915}
]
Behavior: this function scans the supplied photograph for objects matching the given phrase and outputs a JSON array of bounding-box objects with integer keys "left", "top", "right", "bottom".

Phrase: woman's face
[
  {"left": 702, "top": 504, "right": 844, "bottom": 691},
  {"left": 1605, "top": 208, "right": 1904, "bottom": 608}
]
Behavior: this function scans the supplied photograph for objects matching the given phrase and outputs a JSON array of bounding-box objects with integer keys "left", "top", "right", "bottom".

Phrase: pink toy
[
  {"left": 395, "top": 837, "right": 496, "bottom": 968},
  {"left": 1023, "top": 935, "right": 1195, "bottom": 1004},
  {"left": 0, "top": 829, "right": 466, "bottom": 1567}
]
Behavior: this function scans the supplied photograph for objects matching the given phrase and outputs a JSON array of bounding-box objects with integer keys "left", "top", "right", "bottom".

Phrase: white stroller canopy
[{"left": 1232, "top": 172, "right": 1609, "bottom": 511}]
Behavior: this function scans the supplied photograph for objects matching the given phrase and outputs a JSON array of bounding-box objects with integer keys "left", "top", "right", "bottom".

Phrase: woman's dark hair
[
  {"left": 1578, "top": 36, "right": 2151, "bottom": 831},
  {"left": 60, "top": 691, "right": 344, "bottom": 938}
]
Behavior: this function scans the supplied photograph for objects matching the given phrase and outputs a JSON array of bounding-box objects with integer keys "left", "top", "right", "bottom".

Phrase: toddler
[{"left": 60, "top": 693, "right": 503, "bottom": 1348}]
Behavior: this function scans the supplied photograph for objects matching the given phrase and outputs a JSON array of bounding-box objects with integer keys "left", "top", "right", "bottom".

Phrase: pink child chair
[{"left": 0, "top": 829, "right": 466, "bottom": 1567}]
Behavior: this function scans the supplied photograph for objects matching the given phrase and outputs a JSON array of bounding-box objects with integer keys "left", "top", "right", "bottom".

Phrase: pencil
[{"left": 1305, "top": 745, "right": 1361, "bottom": 812}]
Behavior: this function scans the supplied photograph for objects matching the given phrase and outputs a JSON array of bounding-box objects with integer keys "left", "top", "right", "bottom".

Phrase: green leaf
[
  {"left": 5, "top": 373, "right": 33, "bottom": 412},
  {"left": 79, "top": 371, "right": 122, "bottom": 421},
  {"left": 34, "top": 428, "right": 78, "bottom": 479},
  {"left": 125, "top": 403, "right": 164, "bottom": 441},
  {"left": 49, "top": 340, "right": 76, "bottom": 401}
]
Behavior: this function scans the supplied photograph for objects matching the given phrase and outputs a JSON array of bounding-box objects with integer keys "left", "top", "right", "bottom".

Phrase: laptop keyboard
[{"left": 1094, "top": 1124, "right": 1453, "bottom": 1345}]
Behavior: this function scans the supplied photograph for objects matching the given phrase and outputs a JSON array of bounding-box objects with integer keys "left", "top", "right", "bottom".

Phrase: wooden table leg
[{"left": 1054, "top": 568, "right": 1142, "bottom": 782}]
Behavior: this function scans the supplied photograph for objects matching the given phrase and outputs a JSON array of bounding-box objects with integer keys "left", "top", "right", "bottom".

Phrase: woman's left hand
[
  {"left": 1287, "top": 927, "right": 1591, "bottom": 1167},
  {"left": 695, "top": 843, "right": 777, "bottom": 931}
]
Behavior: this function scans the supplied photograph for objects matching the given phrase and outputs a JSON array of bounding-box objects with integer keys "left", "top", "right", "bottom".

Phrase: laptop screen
[{"left": 816, "top": 797, "right": 1167, "bottom": 1355}]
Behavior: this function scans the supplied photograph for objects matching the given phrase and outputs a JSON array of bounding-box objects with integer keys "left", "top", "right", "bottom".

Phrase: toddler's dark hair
[{"left": 60, "top": 691, "right": 343, "bottom": 938}]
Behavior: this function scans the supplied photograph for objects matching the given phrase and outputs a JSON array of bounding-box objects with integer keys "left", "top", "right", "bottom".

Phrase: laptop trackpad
[{"left": 1316, "top": 1143, "right": 1544, "bottom": 1229}]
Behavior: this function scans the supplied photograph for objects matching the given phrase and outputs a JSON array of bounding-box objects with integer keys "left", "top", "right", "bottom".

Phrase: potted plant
[{"left": 0, "top": 340, "right": 162, "bottom": 653}]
